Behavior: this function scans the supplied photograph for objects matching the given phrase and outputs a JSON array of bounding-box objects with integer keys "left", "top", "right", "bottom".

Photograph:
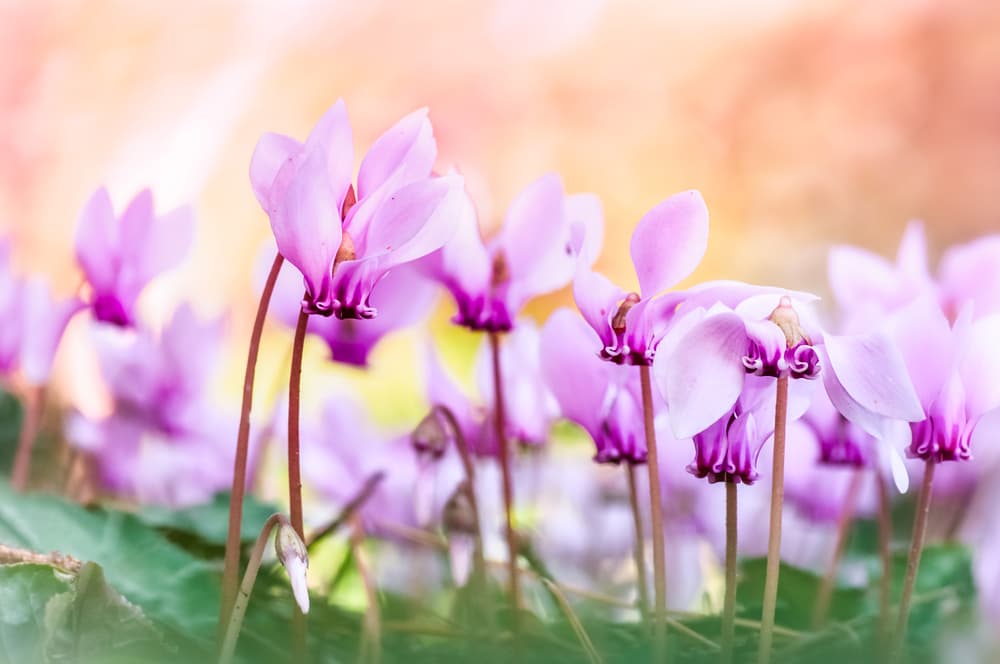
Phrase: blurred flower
[
  {"left": 540, "top": 308, "right": 646, "bottom": 464},
  {"left": 67, "top": 303, "right": 238, "bottom": 506},
  {"left": 888, "top": 298, "right": 1000, "bottom": 464},
  {"left": 19, "top": 278, "right": 85, "bottom": 386},
  {"left": 264, "top": 247, "right": 437, "bottom": 367},
  {"left": 74, "top": 187, "right": 194, "bottom": 327},
  {"left": 251, "top": 100, "right": 463, "bottom": 319},
  {"left": 422, "top": 173, "right": 602, "bottom": 332},
  {"left": 573, "top": 190, "right": 708, "bottom": 365}
]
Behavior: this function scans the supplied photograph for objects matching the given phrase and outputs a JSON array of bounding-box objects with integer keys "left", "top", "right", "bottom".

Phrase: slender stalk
[
  {"left": 219, "top": 513, "right": 288, "bottom": 664},
  {"left": 434, "top": 405, "right": 490, "bottom": 605},
  {"left": 288, "top": 307, "right": 309, "bottom": 661},
  {"left": 891, "top": 459, "right": 936, "bottom": 663},
  {"left": 488, "top": 331, "right": 522, "bottom": 618},
  {"left": 722, "top": 481, "right": 738, "bottom": 664},
  {"left": 876, "top": 468, "right": 893, "bottom": 656},
  {"left": 540, "top": 578, "right": 604, "bottom": 664},
  {"left": 638, "top": 364, "right": 667, "bottom": 658},
  {"left": 757, "top": 374, "right": 789, "bottom": 664},
  {"left": 626, "top": 464, "right": 650, "bottom": 619},
  {"left": 351, "top": 517, "right": 382, "bottom": 664},
  {"left": 11, "top": 385, "right": 44, "bottom": 491},
  {"left": 220, "top": 252, "right": 284, "bottom": 631},
  {"left": 811, "top": 468, "right": 863, "bottom": 629}
]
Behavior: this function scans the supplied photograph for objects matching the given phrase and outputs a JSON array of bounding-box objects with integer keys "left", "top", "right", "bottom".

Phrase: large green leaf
[
  {"left": 0, "top": 483, "right": 219, "bottom": 643},
  {"left": 0, "top": 564, "right": 70, "bottom": 663},
  {"left": 137, "top": 492, "right": 280, "bottom": 547}
]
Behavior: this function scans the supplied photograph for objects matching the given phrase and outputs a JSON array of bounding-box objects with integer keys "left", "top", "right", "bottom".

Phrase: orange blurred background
[{"left": 3, "top": 0, "right": 999, "bottom": 415}]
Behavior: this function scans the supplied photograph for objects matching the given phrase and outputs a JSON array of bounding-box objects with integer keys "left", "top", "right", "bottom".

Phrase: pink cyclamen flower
[
  {"left": 75, "top": 187, "right": 195, "bottom": 327},
  {"left": 20, "top": 278, "right": 85, "bottom": 386},
  {"left": 888, "top": 298, "right": 1000, "bottom": 463},
  {"left": 656, "top": 293, "right": 924, "bottom": 487},
  {"left": 540, "top": 308, "right": 647, "bottom": 464},
  {"left": 421, "top": 173, "right": 603, "bottom": 332},
  {"left": 251, "top": 100, "right": 464, "bottom": 319},
  {"left": 573, "top": 190, "right": 708, "bottom": 365},
  {"left": 265, "top": 247, "right": 437, "bottom": 366},
  {"left": 68, "top": 304, "right": 240, "bottom": 506}
]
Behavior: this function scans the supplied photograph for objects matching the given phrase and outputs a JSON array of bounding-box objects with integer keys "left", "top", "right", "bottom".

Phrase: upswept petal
[
  {"left": 657, "top": 311, "right": 747, "bottom": 438},
  {"left": 121, "top": 203, "right": 196, "bottom": 293},
  {"left": 572, "top": 268, "right": 624, "bottom": 349},
  {"left": 540, "top": 308, "right": 608, "bottom": 434},
  {"left": 895, "top": 220, "right": 930, "bottom": 281},
  {"left": 629, "top": 190, "right": 709, "bottom": 299},
  {"left": 363, "top": 175, "right": 464, "bottom": 268},
  {"left": 496, "top": 173, "right": 566, "bottom": 285},
  {"left": 249, "top": 132, "right": 302, "bottom": 209},
  {"left": 565, "top": 193, "right": 604, "bottom": 268},
  {"left": 417, "top": 194, "right": 490, "bottom": 298},
  {"left": 817, "top": 345, "right": 897, "bottom": 439},
  {"left": 74, "top": 187, "right": 119, "bottom": 291},
  {"left": 270, "top": 145, "right": 343, "bottom": 305},
  {"left": 303, "top": 99, "right": 354, "bottom": 212},
  {"left": 357, "top": 107, "right": 436, "bottom": 199},
  {"left": 939, "top": 235, "right": 1000, "bottom": 319},
  {"left": 827, "top": 245, "right": 898, "bottom": 311},
  {"left": 958, "top": 313, "right": 1000, "bottom": 420},
  {"left": 823, "top": 332, "right": 924, "bottom": 421},
  {"left": 20, "top": 279, "right": 85, "bottom": 385},
  {"left": 887, "top": 297, "right": 955, "bottom": 409}
]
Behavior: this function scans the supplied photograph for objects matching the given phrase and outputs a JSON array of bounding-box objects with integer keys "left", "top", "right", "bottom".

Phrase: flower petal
[
  {"left": 540, "top": 308, "right": 608, "bottom": 435},
  {"left": 887, "top": 297, "right": 955, "bottom": 410},
  {"left": 629, "top": 190, "right": 709, "bottom": 298},
  {"left": 958, "top": 313, "right": 1000, "bottom": 420},
  {"left": 657, "top": 311, "right": 746, "bottom": 438},
  {"left": 565, "top": 193, "right": 604, "bottom": 268},
  {"left": 357, "top": 107, "right": 436, "bottom": 199},
  {"left": 496, "top": 173, "right": 567, "bottom": 286},
  {"left": 250, "top": 132, "right": 302, "bottom": 209},
  {"left": 74, "top": 187, "right": 119, "bottom": 291},
  {"left": 304, "top": 99, "right": 354, "bottom": 213},
  {"left": 823, "top": 331, "right": 924, "bottom": 421},
  {"left": 827, "top": 244, "right": 897, "bottom": 311},
  {"left": 572, "top": 268, "right": 624, "bottom": 349},
  {"left": 270, "top": 145, "right": 343, "bottom": 300}
]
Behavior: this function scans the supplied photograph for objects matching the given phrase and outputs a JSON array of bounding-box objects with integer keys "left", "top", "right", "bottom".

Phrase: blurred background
[{"left": 2, "top": 0, "right": 999, "bottom": 417}]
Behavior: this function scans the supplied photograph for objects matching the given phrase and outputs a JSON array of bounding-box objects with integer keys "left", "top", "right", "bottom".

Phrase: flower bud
[
  {"left": 768, "top": 296, "right": 810, "bottom": 348},
  {"left": 411, "top": 409, "right": 452, "bottom": 460},
  {"left": 443, "top": 481, "right": 479, "bottom": 536},
  {"left": 274, "top": 520, "right": 310, "bottom": 614}
]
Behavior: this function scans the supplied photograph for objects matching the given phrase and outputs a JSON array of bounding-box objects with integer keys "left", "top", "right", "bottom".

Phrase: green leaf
[
  {"left": 44, "top": 562, "right": 166, "bottom": 663},
  {"left": 137, "top": 492, "right": 280, "bottom": 547},
  {"left": 0, "top": 564, "right": 71, "bottom": 663},
  {"left": 0, "top": 483, "right": 220, "bottom": 644}
]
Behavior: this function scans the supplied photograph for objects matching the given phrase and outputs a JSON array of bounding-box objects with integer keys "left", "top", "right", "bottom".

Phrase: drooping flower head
[
  {"left": 656, "top": 292, "right": 923, "bottom": 487},
  {"left": 422, "top": 173, "right": 603, "bottom": 332},
  {"left": 67, "top": 303, "right": 240, "bottom": 506},
  {"left": 573, "top": 190, "right": 708, "bottom": 365},
  {"left": 251, "top": 100, "right": 464, "bottom": 319},
  {"left": 540, "top": 308, "right": 646, "bottom": 465},
  {"left": 75, "top": 187, "right": 194, "bottom": 327},
  {"left": 888, "top": 298, "right": 1000, "bottom": 464},
  {"left": 265, "top": 246, "right": 437, "bottom": 367}
]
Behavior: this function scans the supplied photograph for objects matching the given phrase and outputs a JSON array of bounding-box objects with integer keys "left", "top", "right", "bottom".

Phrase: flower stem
[
  {"left": 876, "top": 467, "right": 893, "bottom": 656},
  {"left": 722, "top": 481, "right": 738, "bottom": 664},
  {"left": 220, "top": 252, "right": 284, "bottom": 632},
  {"left": 351, "top": 516, "right": 382, "bottom": 664},
  {"left": 638, "top": 364, "right": 667, "bottom": 659},
  {"left": 811, "top": 468, "right": 863, "bottom": 629},
  {"left": 288, "top": 307, "right": 309, "bottom": 661},
  {"left": 488, "top": 331, "right": 522, "bottom": 620},
  {"left": 11, "top": 385, "right": 44, "bottom": 491},
  {"left": 757, "top": 374, "right": 789, "bottom": 664},
  {"left": 218, "top": 513, "right": 289, "bottom": 664},
  {"left": 891, "top": 459, "right": 936, "bottom": 663},
  {"left": 626, "top": 463, "right": 650, "bottom": 619}
]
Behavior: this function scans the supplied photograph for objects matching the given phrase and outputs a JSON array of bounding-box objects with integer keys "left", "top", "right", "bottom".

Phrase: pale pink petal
[
  {"left": 823, "top": 332, "right": 924, "bottom": 421},
  {"left": 20, "top": 279, "right": 85, "bottom": 385},
  {"left": 540, "top": 308, "right": 608, "bottom": 434},
  {"left": 629, "top": 190, "right": 709, "bottom": 298},
  {"left": 416, "top": 193, "right": 490, "bottom": 299},
  {"left": 887, "top": 297, "right": 955, "bottom": 409},
  {"left": 304, "top": 99, "right": 354, "bottom": 212},
  {"left": 496, "top": 173, "right": 566, "bottom": 283},
  {"left": 565, "top": 193, "right": 604, "bottom": 268},
  {"left": 827, "top": 245, "right": 898, "bottom": 311},
  {"left": 122, "top": 203, "right": 196, "bottom": 293},
  {"left": 357, "top": 108, "right": 436, "bottom": 199},
  {"left": 74, "top": 187, "right": 119, "bottom": 291},
  {"left": 895, "top": 220, "right": 930, "bottom": 282},
  {"left": 249, "top": 132, "right": 302, "bottom": 208},
  {"left": 658, "top": 311, "right": 747, "bottom": 439},
  {"left": 959, "top": 313, "right": 1000, "bottom": 420},
  {"left": 572, "top": 268, "right": 624, "bottom": 348}
]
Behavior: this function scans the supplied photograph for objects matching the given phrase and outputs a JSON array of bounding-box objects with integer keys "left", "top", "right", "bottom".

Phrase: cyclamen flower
[
  {"left": 573, "top": 190, "right": 708, "bottom": 365},
  {"left": 265, "top": 248, "right": 437, "bottom": 366},
  {"left": 656, "top": 294, "right": 923, "bottom": 486},
  {"left": 251, "top": 100, "right": 464, "bottom": 319},
  {"left": 540, "top": 308, "right": 646, "bottom": 464},
  {"left": 422, "top": 173, "right": 603, "bottom": 332},
  {"left": 67, "top": 304, "right": 239, "bottom": 506},
  {"left": 888, "top": 298, "right": 1000, "bottom": 464},
  {"left": 19, "top": 279, "right": 86, "bottom": 386},
  {"left": 75, "top": 187, "right": 194, "bottom": 327}
]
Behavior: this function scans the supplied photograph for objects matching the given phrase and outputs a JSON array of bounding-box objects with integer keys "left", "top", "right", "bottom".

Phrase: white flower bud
[{"left": 274, "top": 521, "right": 310, "bottom": 614}]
